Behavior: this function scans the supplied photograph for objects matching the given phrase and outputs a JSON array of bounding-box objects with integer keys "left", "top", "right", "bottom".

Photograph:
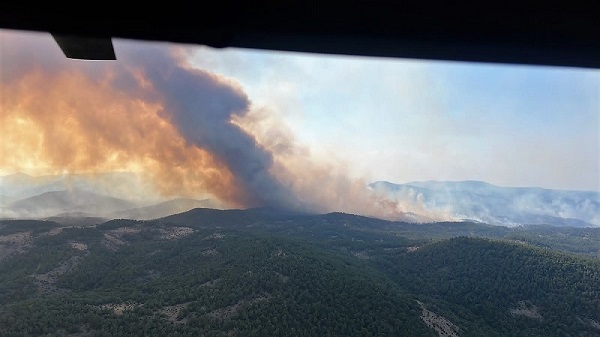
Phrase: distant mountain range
[
  {"left": 7, "top": 189, "right": 137, "bottom": 218},
  {"left": 1, "top": 173, "right": 598, "bottom": 227},
  {"left": 0, "top": 172, "right": 147, "bottom": 201},
  {"left": 369, "top": 180, "right": 600, "bottom": 227},
  {"left": 1, "top": 189, "right": 221, "bottom": 221},
  {"left": 111, "top": 198, "right": 222, "bottom": 220},
  {"left": 0, "top": 172, "right": 222, "bottom": 221}
]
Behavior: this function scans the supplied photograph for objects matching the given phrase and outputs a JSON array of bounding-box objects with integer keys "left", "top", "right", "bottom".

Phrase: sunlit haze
[{"left": 1, "top": 29, "right": 598, "bottom": 223}]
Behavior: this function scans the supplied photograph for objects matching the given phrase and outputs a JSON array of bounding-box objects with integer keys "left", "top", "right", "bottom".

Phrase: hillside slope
[{"left": 1, "top": 209, "right": 599, "bottom": 336}]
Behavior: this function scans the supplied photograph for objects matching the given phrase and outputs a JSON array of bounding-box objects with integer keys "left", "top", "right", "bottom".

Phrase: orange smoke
[
  {"left": 1, "top": 30, "right": 453, "bottom": 221},
  {"left": 0, "top": 32, "right": 247, "bottom": 207}
]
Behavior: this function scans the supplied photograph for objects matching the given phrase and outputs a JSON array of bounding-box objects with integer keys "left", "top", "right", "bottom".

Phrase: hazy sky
[
  {"left": 187, "top": 45, "right": 599, "bottom": 192},
  {"left": 0, "top": 29, "right": 598, "bottom": 219}
]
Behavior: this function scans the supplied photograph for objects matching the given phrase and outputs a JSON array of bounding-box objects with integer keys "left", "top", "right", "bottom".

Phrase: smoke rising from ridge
[
  {"left": 0, "top": 30, "right": 447, "bottom": 221},
  {"left": 232, "top": 107, "right": 453, "bottom": 221},
  {"left": 116, "top": 44, "right": 299, "bottom": 209}
]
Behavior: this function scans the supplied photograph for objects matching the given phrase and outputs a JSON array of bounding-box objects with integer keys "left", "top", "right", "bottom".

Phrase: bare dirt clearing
[
  {"left": 101, "top": 226, "right": 141, "bottom": 251},
  {"left": 160, "top": 302, "right": 191, "bottom": 324},
  {"left": 510, "top": 301, "right": 543, "bottom": 320},
  {"left": 31, "top": 256, "right": 83, "bottom": 294},
  {"left": 417, "top": 300, "right": 460, "bottom": 337},
  {"left": 159, "top": 226, "right": 194, "bottom": 240},
  {"left": 0, "top": 231, "right": 32, "bottom": 260},
  {"left": 99, "top": 302, "right": 142, "bottom": 315}
]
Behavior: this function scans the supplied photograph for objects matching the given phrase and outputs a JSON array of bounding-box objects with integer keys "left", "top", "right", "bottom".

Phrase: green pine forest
[{"left": 0, "top": 208, "right": 599, "bottom": 336}]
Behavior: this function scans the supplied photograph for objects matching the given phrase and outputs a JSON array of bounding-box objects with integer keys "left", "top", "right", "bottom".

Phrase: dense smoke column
[{"left": 119, "top": 44, "right": 300, "bottom": 209}]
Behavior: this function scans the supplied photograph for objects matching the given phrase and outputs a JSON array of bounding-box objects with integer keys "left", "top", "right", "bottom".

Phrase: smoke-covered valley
[
  {"left": 370, "top": 180, "right": 600, "bottom": 227},
  {"left": 1, "top": 172, "right": 598, "bottom": 228}
]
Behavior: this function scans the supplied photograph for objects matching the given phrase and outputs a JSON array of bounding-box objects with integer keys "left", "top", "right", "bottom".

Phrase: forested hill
[
  {"left": 378, "top": 237, "right": 600, "bottom": 336},
  {"left": 161, "top": 207, "right": 600, "bottom": 258},
  {"left": 0, "top": 208, "right": 599, "bottom": 336}
]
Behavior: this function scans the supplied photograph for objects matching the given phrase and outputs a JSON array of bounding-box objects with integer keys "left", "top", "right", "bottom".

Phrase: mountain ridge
[
  {"left": 369, "top": 180, "right": 600, "bottom": 227},
  {"left": 2, "top": 172, "right": 598, "bottom": 227},
  {"left": 5, "top": 188, "right": 137, "bottom": 218}
]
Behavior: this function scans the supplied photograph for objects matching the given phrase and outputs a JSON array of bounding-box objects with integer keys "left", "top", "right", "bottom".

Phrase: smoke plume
[{"left": 0, "top": 29, "right": 445, "bottom": 221}]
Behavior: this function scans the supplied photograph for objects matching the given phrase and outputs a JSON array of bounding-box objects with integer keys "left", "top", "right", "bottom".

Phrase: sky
[
  {"left": 0, "top": 29, "right": 598, "bottom": 220},
  {"left": 187, "top": 44, "right": 600, "bottom": 192}
]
